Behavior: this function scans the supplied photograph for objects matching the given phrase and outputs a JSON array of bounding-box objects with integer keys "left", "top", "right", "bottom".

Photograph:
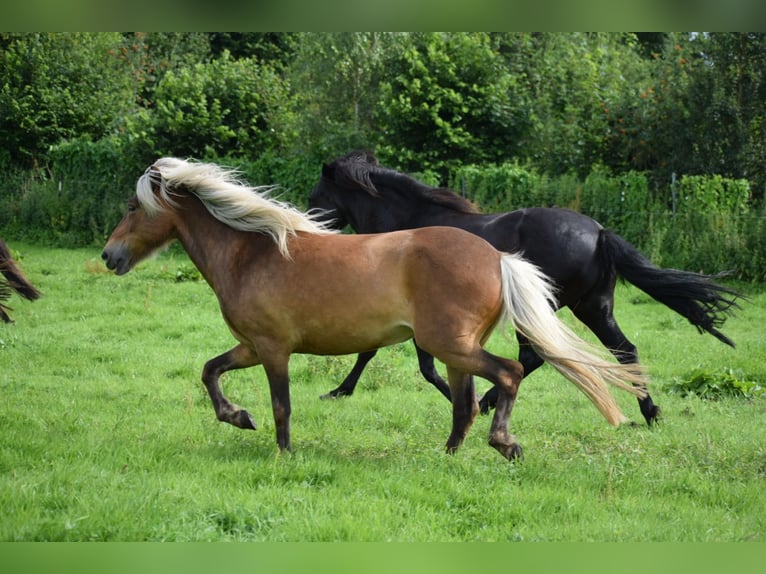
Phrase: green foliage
[
  {"left": 287, "top": 33, "right": 397, "bottom": 162},
  {"left": 173, "top": 263, "right": 202, "bottom": 283},
  {"left": 675, "top": 174, "right": 751, "bottom": 214},
  {"left": 451, "top": 162, "right": 765, "bottom": 279},
  {"left": 0, "top": 33, "right": 135, "bottom": 167},
  {"left": 374, "top": 32, "right": 531, "bottom": 178},
  {"left": 451, "top": 163, "right": 657, "bottom": 247},
  {"left": 214, "top": 150, "right": 322, "bottom": 210},
  {"left": 0, "top": 136, "right": 145, "bottom": 246},
  {"left": 450, "top": 162, "right": 547, "bottom": 212},
  {"left": 666, "top": 367, "right": 764, "bottom": 400},
  {"left": 513, "top": 33, "right": 649, "bottom": 178},
  {"left": 130, "top": 52, "right": 297, "bottom": 160},
  {"left": 2, "top": 31, "right": 766, "bottom": 277}
]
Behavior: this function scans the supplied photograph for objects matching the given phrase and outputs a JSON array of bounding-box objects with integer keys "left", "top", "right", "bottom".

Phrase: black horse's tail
[
  {"left": 0, "top": 239, "right": 41, "bottom": 323},
  {"left": 599, "top": 229, "right": 742, "bottom": 348}
]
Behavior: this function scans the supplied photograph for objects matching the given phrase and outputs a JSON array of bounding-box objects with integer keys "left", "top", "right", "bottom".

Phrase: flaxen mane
[
  {"left": 332, "top": 151, "right": 481, "bottom": 214},
  {"left": 137, "top": 157, "right": 337, "bottom": 257}
]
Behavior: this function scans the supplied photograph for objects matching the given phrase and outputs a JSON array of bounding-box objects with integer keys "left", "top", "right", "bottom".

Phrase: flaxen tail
[
  {"left": 498, "top": 252, "right": 647, "bottom": 426},
  {"left": 0, "top": 239, "right": 41, "bottom": 323}
]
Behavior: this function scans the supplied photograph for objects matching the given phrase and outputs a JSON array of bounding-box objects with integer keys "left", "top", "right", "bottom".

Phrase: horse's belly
[{"left": 296, "top": 320, "right": 414, "bottom": 356}]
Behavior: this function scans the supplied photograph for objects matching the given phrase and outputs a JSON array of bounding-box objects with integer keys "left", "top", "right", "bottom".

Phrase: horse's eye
[{"left": 127, "top": 203, "right": 138, "bottom": 213}]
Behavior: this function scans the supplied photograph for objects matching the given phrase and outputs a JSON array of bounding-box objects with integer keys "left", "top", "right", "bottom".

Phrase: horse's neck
[
  {"left": 172, "top": 197, "right": 274, "bottom": 290},
  {"left": 347, "top": 188, "right": 428, "bottom": 232},
  {"left": 375, "top": 193, "right": 473, "bottom": 231}
]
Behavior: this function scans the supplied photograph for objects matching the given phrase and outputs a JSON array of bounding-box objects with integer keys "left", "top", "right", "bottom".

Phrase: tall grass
[{"left": 0, "top": 243, "right": 764, "bottom": 541}]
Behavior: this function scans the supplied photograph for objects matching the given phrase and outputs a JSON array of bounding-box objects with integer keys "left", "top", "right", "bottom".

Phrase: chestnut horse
[
  {"left": 0, "top": 238, "right": 41, "bottom": 323},
  {"left": 102, "top": 158, "right": 647, "bottom": 460}
]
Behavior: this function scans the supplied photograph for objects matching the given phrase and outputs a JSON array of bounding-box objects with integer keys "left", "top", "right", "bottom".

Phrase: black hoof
[
  {"left": 478, "top": 396, "right": 494, "bottom": 415},
  {"left": 645, "top": 405, "right": 662, "bottom": 426},
  {"left": 320, "top": 387, "right": 353, "bottom": 400},
  {"left": 498, "top": 443, "right": 523, "bottom": 461},
  {"left": 237, "top": 409, "right": 257, "bottom": 430}
]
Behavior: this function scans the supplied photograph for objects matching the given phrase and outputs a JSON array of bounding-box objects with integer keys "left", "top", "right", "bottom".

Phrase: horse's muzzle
[{"left": 101, "top": 244, "right": 132, "bottom": 276}]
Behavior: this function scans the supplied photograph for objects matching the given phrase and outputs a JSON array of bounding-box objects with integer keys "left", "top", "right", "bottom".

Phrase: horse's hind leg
[
  {"left": 572, "top": 294, "right": 660, "bottom": 425},
  {"left": 320, "top": 349, "right": 377, "bottom": 400},
  {"left": 481, "top": 353, "right": 525, "bottom": 460},
  {"left": 478, "top": 332, "right": 544, "bottom": 414},
  {"left": 443, "top": 350, "right": 524, "bottom": 460},
  {"left": 444, "top": 367, "right": 479, "bottom": 454},
  {"left": 201, "top": 344, "right": 260, "bottom": 430}
]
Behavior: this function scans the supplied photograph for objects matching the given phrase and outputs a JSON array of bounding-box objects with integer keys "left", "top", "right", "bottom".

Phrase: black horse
[
  {"left": 308, "top": 150, "right": 742, "bottom": 425},
  {"left": 0, "top": 238, "right": 41, "bottom": 323}
]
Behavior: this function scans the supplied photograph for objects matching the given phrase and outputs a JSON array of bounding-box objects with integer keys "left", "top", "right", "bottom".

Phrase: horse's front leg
[
  {"left": 414, "top": 343, "right": 452, "bottom": 401},
  {"left": 262, "top": 353, "right": 293, "bottom": 452},
  {"left": 201, "top": 344, "right": 260, "bottom": 430}
]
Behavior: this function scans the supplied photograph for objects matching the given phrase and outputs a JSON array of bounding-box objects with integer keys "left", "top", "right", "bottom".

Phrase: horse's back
[
  {"left": 479, "top": 208, "right": 603, "bottom": 306},
  {"left": 275, "top": 227, "right": 503, "bottom": 355}
]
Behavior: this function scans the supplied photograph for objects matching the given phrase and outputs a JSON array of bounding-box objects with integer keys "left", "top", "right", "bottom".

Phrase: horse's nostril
[{"left": 101, "top": 251, "right": 108, "bottom": 261}]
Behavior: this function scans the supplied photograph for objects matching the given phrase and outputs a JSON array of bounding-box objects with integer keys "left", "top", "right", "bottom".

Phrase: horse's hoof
[
  {"left": 320, "top": 390, "right": 348, "bottom": 400},
  {"left": 478, "top": 396, "right": 493, "bottom": 415},
  {"left": 490, "top": 439, "right": 523, "bottom": 461},
  {"left": 236, "top": 409, "right": 257, "bottom": 430},
  {"left": 645, "top": 405, "right": 662, "bottom": 426},
  {"left": 505, "top": 443, "right": 524, "bottom": 461}
]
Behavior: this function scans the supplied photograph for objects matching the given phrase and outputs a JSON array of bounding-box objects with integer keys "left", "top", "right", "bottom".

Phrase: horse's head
[
  {"left": 308, "top": 151, "right": 383, "bottom": 231},
  {"left": 102, "top": 167, "right": 178, "bottom": 275},
  {"left": 307, "top": 163, "right": 351, "bottom": 230}
]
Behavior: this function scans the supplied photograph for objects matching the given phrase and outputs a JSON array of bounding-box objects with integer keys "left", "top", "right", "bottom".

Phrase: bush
[
  {"left": 132, "top": 52, "right": 297, "bottom": 161},
  {"left": 448, "top": 162, "right": 765, "bottom": 281}
]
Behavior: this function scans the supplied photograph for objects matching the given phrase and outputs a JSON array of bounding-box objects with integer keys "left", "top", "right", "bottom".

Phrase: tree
[
  {"left": 209, "top": 33, "right": 297, "bottom": 66},
  {"left": 501, "top": 32, "right": 650, "bottom": 178},
  {"left": 373, "top": 32, "right": 531, "bottom": 179},
  {"left": 0, "top": 33, "right": 136, "bottom": 167},
  {"left": 687, "top": 33, "right": 766, "bottom": 199},
  {"left": 288, "top": 32, "right": 398, "bottom": 162}
]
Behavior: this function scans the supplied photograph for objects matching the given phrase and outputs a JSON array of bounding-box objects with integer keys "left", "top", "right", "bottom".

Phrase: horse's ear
[{"left": 322, "top": 163, "right": 335, "bottom": 179}]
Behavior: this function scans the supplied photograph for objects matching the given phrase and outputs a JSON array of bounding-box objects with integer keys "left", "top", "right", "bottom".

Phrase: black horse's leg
[
  {"left": 478, "top": 332, "right": 544, "bottom": 414},
  {"left": 571, "top": 295, "right": 661, "bottom": 426},
  {"left": 414, "top": 343, "right": 452, "bottom": 401},
  {"left": 444, "top": 367, "right": 479, "bottom": 454},
  {"left": 320, "top": 349, "right": 378, "bottom": 400},
  {"left": 201, "top": 344, "right": 260, "bottom": 430}
]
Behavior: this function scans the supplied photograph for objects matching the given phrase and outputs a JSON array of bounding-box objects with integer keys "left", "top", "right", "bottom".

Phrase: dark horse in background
[
  {"left": 308, "top": 150, "right": 743, "bottom": 426},
  {"left": 0, "top": 238, "right": 40, "bottom": 323}
]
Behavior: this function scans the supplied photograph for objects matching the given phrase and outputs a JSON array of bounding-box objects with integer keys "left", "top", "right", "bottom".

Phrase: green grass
[{"left": 1, "top": 242, "right": 764, "bottom": 541}]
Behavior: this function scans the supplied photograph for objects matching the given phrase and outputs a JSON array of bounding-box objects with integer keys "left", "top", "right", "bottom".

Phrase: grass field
[{"left": 0, "top": 242, "right": 764, "bottom": 542}]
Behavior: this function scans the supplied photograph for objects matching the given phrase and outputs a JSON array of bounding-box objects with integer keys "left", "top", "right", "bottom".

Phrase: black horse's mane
[{"left": 330, "top": 151, "right": 480, "bottom": 215}]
